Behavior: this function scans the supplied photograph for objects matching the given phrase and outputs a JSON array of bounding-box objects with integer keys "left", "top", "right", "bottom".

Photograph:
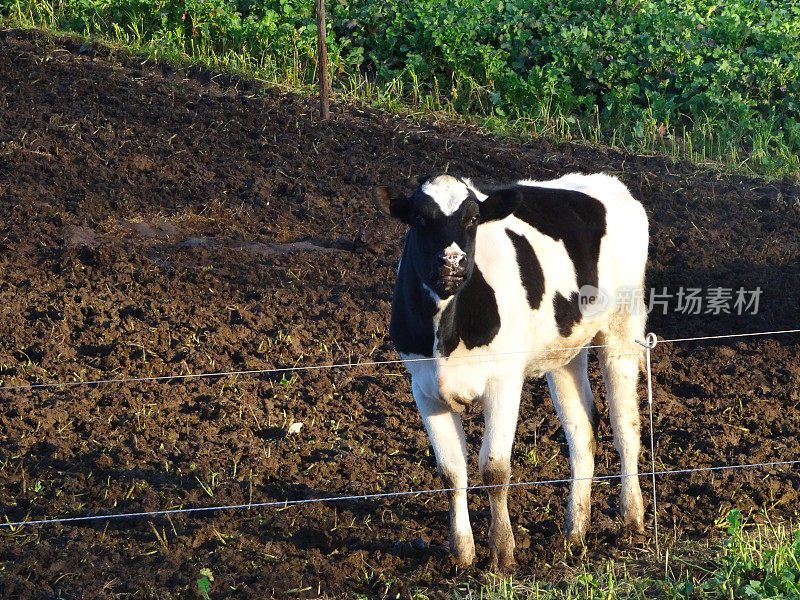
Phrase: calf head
[{"left": 376, "top": 175, "right": 520, "bottom": 299}]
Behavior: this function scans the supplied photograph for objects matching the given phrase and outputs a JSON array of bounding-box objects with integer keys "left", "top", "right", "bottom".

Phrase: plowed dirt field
[{"left": 1, "top": 28, "right": 799, "bottom": 599}]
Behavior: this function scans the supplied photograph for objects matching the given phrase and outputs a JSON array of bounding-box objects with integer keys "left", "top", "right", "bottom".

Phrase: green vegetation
[
  {"left": 455, "top": 511, "right": 800, "bottom": 599},
  {"left": 2, "top": 0, "right": 799, "bottom": 178},
  {"left": 196, "top": 567, "right": 213, "bottom": 600},
  {"left": 2, "top": 0, "right": 799, "bottom": 177}
]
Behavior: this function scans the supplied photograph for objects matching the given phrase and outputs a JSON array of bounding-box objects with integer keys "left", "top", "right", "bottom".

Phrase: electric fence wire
[
  {"left": 1, "top": 328, "right": 798, "bottom": 393},
  {"left": 3, "top": 460, "right": 799, "bottom": 529}
]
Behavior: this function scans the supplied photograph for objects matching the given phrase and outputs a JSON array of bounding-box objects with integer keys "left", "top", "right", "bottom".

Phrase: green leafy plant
[
  {"left": 698, "top": 510, "right": 800, "bottom": 599},
  {"left": 197, "top": 567, "right": 213, "bottom": 600}
]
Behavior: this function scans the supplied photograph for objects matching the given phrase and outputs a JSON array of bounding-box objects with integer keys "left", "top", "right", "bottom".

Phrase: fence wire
[
  {"left": 3, "top": 459, "right": 799, "bottom": 530},
  {"left": 1, "top": 328, "right": 798, "bottom": 393}
]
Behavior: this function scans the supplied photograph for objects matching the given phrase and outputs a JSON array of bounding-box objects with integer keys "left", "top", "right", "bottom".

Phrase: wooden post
[{"left": 315, "top": 0, "right": 330, "bottom": 120}]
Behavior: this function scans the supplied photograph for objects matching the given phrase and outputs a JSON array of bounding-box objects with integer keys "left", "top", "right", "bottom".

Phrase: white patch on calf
[
  {"left": 443, "top": 242, "right": 465, "bottom": 258},
  {"left": 422, "top": 175, "right": 469, "bottom": 216}
]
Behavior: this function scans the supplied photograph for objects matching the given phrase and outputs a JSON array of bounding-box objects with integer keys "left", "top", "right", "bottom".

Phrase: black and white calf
[{"left": 376, "top": 173, "right": 648, "bottom": 569}]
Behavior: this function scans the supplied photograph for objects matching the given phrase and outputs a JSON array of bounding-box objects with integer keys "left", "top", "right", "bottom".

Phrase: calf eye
[{"left": 466, "top": 215, "right": 480, "bottom": 228}]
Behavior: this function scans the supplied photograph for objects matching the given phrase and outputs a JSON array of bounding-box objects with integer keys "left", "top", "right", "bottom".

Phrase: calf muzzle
[{"left": 437, "top": 252, "right": 467, "bottom": 278}]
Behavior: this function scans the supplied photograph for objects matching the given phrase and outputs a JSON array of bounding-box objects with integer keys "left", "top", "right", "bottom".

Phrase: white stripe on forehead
[{"left": 420, "top": 175, "right": 469, "bottom": 216}]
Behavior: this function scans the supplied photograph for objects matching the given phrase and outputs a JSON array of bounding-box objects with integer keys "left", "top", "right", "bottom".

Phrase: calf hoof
[
  {"left": 489, "top": 547, "right": 516, "bottom": 573},
  {"left": 621, "top": 491, "right": 645, "bottom": 534},
  {"left": 448, "top": 532, "right": 476, "bottom": 567},
  {"left": 564, "top": 517, "right": 588, "bottom": 546},
  {"left": 488, "top": 524, "right": 516, "bottom": 572},
  {"left": 623, "top": 513, "right": 645, "bottom": 535},
  {"left": 565, "top": 530, "right": 586, "bottom": 546}
]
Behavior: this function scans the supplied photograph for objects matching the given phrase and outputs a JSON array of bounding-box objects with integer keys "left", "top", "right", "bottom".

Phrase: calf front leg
[
  {"left": 480, "top": 378, "right": 523, "bottom": 571},
  {"left": 546, "top": 349, "right": 598, "bottom": 544},
  {"left": 412, "top": 381, "right": 475, "bottom": 566}
]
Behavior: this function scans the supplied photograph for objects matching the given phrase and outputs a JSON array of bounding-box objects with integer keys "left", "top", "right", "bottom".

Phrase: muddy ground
[{"left": 1, "top": 28, "right": 799, "bottom": 599}]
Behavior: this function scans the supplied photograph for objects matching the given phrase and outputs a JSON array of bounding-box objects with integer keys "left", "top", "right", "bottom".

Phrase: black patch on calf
[
  {"left": 553, "top": 292, "right": 583, "bottom": 337},
  {"left": 512, "top": 186, "right": 607, "bottom": 336},
  {"left": 512, "top": 186, "right": 606, "bottom": 288},
  {"left": 375, "top": 187, "right": 413, "bottom": 223},
  {"left": 437, "top": 302, "right": 459, "bottom": 357},
  {"left": 505, "top": 229, "right": 544, "bottom": 310},
  {"left": 437, "top": 266, "right": 500, "bottom": 356},
  {"left": 414, "top": 191, "right": 448, "bottom": 222}
]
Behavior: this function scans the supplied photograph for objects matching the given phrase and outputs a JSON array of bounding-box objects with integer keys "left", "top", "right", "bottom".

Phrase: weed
[
  {"left": 515, "top": 444, "right": 539, "bottom": 467},
  {"left": 196, "top": 568, "right": 213, "bottom": 600}
]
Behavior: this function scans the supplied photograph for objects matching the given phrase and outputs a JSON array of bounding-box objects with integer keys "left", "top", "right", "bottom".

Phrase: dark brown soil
[{"left": 1, "top": 28, "right": 799, "bottom": 600}]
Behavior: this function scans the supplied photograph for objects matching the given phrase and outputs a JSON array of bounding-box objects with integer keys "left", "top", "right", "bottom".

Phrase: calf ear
[
  {"left": 374, "top": 187, "right": 413, "bottom": 223},
  {"left": 479, "top": 188, "right": 522, "bottom": 222}
]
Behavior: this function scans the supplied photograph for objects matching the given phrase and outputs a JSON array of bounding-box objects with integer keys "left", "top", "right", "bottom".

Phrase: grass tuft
[{"left": 458, "top": 511, "right": 800, "bottom": 600}]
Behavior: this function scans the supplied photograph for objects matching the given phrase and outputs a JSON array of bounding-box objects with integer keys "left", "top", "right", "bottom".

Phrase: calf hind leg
[
  {"left": 596, "top": 316, "right": 645, "bottom": 533},
  {"left": 546, "top": 348, "right": 598, "bottom": 543}
]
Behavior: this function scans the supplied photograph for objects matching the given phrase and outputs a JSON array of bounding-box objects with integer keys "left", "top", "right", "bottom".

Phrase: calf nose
[{"left": 438, "top": 251, "right": 467, "bottom": 276}]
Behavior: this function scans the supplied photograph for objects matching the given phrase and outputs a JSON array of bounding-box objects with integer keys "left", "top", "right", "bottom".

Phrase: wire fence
[
  {"left": 4, "top": 460, "right": 799, "bottom": 530},
  {"left": 1, "top": 327, "right": 799, "bottom": 533}
]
